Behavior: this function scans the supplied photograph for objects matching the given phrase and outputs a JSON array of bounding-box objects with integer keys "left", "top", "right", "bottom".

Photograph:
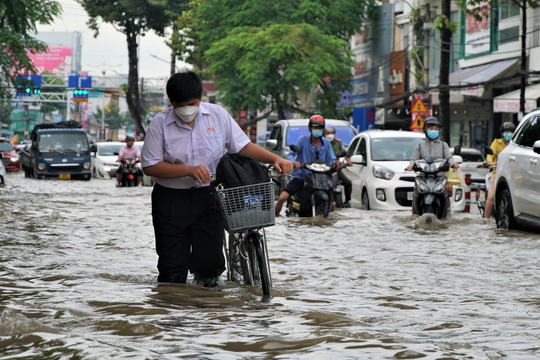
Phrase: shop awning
[
  {"left": 493, "top": 83, "right": 540, "bottom": 113},
  {"left": 431, "top": 59, "right": 519, "bottom": 97}
]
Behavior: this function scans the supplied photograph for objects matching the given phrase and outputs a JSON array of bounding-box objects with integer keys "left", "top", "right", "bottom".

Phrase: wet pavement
[{"left": 1, "top": 171, "right": 540, "bottom": 359}]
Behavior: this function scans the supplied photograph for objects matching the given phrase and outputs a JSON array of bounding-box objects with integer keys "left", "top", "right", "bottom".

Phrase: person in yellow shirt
[{"left": 484, "top": 121, "right": 516, "bottom": 218}]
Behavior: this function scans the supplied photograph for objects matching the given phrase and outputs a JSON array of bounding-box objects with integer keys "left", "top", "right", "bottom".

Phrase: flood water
[{"left": 1, "top": 171, "right": 540, "bottom": 359}]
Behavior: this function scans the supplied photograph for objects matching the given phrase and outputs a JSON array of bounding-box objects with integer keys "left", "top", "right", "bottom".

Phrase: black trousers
[
  {"left": 151, "top": 184, "right": 225, "bottom": 283},
  {"left": 338, "top": 171, "right": 352, "bottom": 202}
]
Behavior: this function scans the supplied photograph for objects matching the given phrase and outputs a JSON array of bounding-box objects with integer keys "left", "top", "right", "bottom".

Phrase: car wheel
[
  {"left": 496, "top": 188, "right": 519, "bottom": 230},
  {"left": 361, "top": 189, "right": 370, "bottom": 210}
]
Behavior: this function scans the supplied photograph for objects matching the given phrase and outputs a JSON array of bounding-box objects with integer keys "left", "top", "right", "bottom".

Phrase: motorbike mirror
[
  {"left": 289, "top": 145, "right": 299, "bottom": 152},
  {"left": 483, "top": 146, "right": 494, "bottom": 155},
  {"left": 453, "top": 145, "right": 462, "bottom": 156},
  {"left": 336, "top": 150, "right": 347, "bottom": 158}
]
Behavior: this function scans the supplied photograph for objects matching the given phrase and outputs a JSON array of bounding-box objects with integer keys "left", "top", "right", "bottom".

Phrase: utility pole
[
  {"left": 519, "top": 0, "right": 527, "bottom": 119},
  {"left": 101, "top": 69, "right": 106, "bottom": 141},
  {"left": 439, "top": 0, "right": 452, "bottom": 144},
  {"left": 423, "top": 3, "right": 431, "bottom": 86}
]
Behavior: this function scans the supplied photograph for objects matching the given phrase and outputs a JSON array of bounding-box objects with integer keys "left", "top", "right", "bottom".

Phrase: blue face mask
[
  {"left": 311, "top": 129, "right": 323, "bottom": 138},
  {"left": 502, "top": 132, "right": 513, "bottom": 142},
  {"left": 427, "top": 130, "right": 439, "bottom": 140}
]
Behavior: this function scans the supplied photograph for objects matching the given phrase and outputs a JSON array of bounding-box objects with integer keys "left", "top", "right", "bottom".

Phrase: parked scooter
[
  {"left": 119, "top": 157, "right": 139, "bottom": 187},
  {"left": 285, "top": 146, "right": 345, "bottom": 218}
]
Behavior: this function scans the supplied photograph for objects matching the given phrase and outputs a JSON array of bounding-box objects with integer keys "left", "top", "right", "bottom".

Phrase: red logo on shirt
[{"left": 207, "top": 127, "right": 216, "bottom": 132}]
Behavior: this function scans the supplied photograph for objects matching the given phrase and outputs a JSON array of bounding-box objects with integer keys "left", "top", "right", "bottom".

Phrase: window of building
[
  {"left": 500, "top": 0, "right": 520, "bottom": 19},
  {"left": 500, "top": 26, "right": 519, "bottom": 44}
]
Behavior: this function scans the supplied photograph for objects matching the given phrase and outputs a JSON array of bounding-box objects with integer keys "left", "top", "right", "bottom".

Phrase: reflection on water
[{"left": 1, "top": 171, "right": 540, "bottom": 359}]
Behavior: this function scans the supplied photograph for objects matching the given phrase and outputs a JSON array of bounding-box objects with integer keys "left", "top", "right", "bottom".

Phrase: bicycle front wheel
[{"left": 249, "top": 232, "right": 271, "bottom": 297}]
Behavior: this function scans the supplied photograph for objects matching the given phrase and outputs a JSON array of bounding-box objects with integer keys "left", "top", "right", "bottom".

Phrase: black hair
[{"left": 166, "top": 71, "right": 203, "bottom": 104}]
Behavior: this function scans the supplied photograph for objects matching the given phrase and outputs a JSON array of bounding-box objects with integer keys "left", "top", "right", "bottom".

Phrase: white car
[
  {"left": 0, "top": 153, "right": 6, "bottom": 185},
  {"left": 343, "top": 130, "right": 465, "bottom": 212},
  {"left": 135, "top": 141, "right": 153, "bottom": 186},
  {"left": 90, "top": 142, "right": 124, "bottom": 179},
  {"left": 450, "top": 147, "right": 489, "bottom": 187},
  {"left": 495, "top": 112, "right": 540, "bottom": 230}
]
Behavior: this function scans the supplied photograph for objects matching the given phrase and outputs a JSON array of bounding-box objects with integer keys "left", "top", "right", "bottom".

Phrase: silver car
[
  {"left": 450, "top": 147, "right": 489, "bottom": 187},
  {"left": 264, "top": 119, "right": 358, "bottom": 158}
]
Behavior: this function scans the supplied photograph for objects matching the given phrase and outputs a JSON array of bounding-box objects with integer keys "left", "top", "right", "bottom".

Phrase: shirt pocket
[{"left": 204, "top": 127, "right": 224, "bottom": 159}]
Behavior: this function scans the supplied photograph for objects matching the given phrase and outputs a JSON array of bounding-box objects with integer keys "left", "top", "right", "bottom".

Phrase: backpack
[{"left": 215, "top": 153, "right": 270, "bottom": 189}]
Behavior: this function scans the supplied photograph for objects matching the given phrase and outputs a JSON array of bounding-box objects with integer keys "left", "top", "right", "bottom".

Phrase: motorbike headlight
[
  {"left": 373, "top": 165, "right": 394, "bottom": 180},
  {"left": 416, "top": 182, "right": 428, "bottom": 192},
  {"left": 306, "top": 163, "right": 331, "bottom": 172},
  {"left": 83, "top": 162, "right": 91, "bottom": 170},
  {"left": 434, "top": 183, "right": 445, "bottom": 192}
]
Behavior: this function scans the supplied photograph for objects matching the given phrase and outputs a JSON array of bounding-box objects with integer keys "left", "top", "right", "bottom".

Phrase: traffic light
[
  {"left": 73, "top": 88, "right": 89, "bottom": 102},
  {"left": 32, "top": 87, "right": 41, "bottom": 95},
  {"left": 25, "top": 86, "right": 32, "bottom": 95}
]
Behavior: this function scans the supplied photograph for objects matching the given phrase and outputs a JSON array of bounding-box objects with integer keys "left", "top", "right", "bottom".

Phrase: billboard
[
  {"left": 464, "top": 3, "right": 491, "bottom": 56},
  {"left": 27, "top": 45, "right": 72, "bottom": 75}
]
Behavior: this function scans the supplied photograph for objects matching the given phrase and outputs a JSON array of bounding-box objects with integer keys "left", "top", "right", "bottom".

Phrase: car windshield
[
  {"left": 0, "top": 142, "right": 13, "bottom": 151},
  {"left": 371, "top": 137, "right": 424, "bottom": 161},
  {"left": 98, "top": 144, "right": 123, "bottom": 156},
  {"left": 286, "top": 126, "right": 357, "bottom": 147},
  {"left": 39, "top": 132, "right": 89, "bottom": 153},
  {"left": 461, "top": 152, "right": 485, "bottom": 162}
]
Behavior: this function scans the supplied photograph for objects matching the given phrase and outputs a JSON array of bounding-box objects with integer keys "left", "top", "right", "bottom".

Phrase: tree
[
  {"left": 76, "top": 0, "right": 188, "bottom": 137},
  {"left": 172, "top": 0, "right": 375, "bottom": 122},
  {"left": 0, "top": 0, "right": 61, "bottom": 99},
  {"left": 94, "top": 100, "right": 130, "bottom": 130}
]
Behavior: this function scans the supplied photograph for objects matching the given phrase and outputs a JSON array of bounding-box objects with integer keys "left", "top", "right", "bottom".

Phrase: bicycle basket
[{"left": 215, "top": 182, "right": 275, "bottom": 232}]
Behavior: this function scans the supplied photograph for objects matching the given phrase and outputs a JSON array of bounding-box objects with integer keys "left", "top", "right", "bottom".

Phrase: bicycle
[{"left": 214, "top": 181, "right": 275, "bottom": 297}]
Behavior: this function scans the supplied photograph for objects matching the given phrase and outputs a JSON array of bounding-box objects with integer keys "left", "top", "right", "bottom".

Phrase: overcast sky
[{"left": 36, "top": 0, "right": 189, "bottom": 79}]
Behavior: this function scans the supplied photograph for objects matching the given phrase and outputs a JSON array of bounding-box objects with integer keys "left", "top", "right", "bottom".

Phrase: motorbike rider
[
  {"left": 324, "top": 126, "right": 353, "bottom": 208},
  {"left": 116, "top": 135, "right": 143, "bottom": 186},
  {"left": 483, "top": 121, "right": 516, "bottom": 219},
  {"left": 274, "top": 115, "right": 337, "bottom": 216},
  {"left": 406, "top": 117, "right": 459, "bottom": 213}
]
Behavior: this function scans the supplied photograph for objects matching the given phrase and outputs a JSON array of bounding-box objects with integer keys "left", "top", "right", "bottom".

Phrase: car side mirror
[
  {"left": 453, "top": 145, "right": 461, "bottom": 156},
  {"left": 534, "top": 140, "right": 540, "bottom": 155},
  {"left": 336, "top": 150, "right": 347, "bottom": 158},
  {"left": 452, "top": 155, "right": 463, "bottom": 164},
  {"left": 483, "top": 146, "right": 494, "bottom": 155},
  {"left": 90, "top": 145, "right": 97, "bottom": 153},
  {"left": 350, "top": 154, "right": 365, "bottom": 165},
  {"left": 289, "top": 145, "right": 299, "bottom": 153},
  {"left": 265, "top": 139, "right": 278, "bottom": 150}
]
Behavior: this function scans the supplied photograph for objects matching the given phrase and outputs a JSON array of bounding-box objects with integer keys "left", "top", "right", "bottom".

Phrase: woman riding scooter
[
  {"left": 483, "top": 121, "right": 516, "bottom": 219},
  {"left": 274, "top": 115, "right": 336, "bottom": 217}
]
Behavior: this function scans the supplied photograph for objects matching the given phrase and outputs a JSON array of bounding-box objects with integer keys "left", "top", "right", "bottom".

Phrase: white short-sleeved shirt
[{"left": 141, "top": 102, "right": 250, "bottom": 189}]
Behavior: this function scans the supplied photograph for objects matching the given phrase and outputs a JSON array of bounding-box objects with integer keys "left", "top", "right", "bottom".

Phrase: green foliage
[
  {"left": 94, "top": 100, "right": 130, "bottom": 130},
  {"left": 0, "top": 0, "right": 61, "bottom": 98},
  {"left": 173, "top": 0, "right": 376, "bottom": 118},
  {"left": 433, "top": 15, "right": 458, "bottom": 33}
]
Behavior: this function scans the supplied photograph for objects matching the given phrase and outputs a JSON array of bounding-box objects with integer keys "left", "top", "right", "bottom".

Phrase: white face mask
[
  {"left": 174, "top": 105, "right": 199, "bottom": 123},
  {"left": 325, "top": 134, "right": 335, "bottom": 141}
]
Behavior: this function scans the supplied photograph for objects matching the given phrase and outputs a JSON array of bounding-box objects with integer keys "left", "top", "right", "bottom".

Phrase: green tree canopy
[
  {"left": 172, "top": 0, "right": 375, "bottom": 120},
  {"left": 0, "top": 0, "right": 61, "bottom": 98},
  {"left": 76, "top": 0, "right": 188, "bottom": 137}
]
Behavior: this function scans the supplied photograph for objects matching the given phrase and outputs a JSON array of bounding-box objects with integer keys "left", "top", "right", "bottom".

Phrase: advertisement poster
[
  {"left": 464, "top": 3, "right": 491, "bottom": 56},
  {"left": 27, "top": 45, "right": 72, "bottom": 75}
]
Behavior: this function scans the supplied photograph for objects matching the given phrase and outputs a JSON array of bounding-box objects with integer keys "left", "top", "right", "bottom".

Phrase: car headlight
[
  {"left": 10, "top": 157, "right": 18, "bottom": 163},
  {"left": 373, "top": 165, "right": 394, "bottom": 180},
  {"left": 455, "top": 188, "right": 463, "bottom": 202},
  {"left": 104, "top": 166, "right": 111, "bottom": 172},
  {"left": 83, "top": 162, "right": 91, "bottom": 170},
  {"left": 38, "top": 163, "right": 46, "bottom": 170}
]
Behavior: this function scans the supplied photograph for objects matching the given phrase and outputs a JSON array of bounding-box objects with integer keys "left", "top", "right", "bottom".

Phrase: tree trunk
[
  {"left": 439, "top": 0, "right": 451, "bottom": 144},
  {"left": 125, "top": 22, "right": 145, "bottom": 138},
  {"left": 519, "top": 0, "right": 527, "bottom": 117}
]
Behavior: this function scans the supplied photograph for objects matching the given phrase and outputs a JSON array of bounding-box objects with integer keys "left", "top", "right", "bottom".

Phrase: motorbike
[
  {"left": 411, "top": 156, "right": 453, "bottom": 220},
  {"left": 285, "top": 146, "right": 345, "bottom": 218},
  {"left": 119, "top": 157, "right": 140, "bottom": 187},
  {"left": 332, "top": 156, "right": 348, "bottom": 209},
  {"left": 473, "top": 146, "right": 495, "bottom": 217}
]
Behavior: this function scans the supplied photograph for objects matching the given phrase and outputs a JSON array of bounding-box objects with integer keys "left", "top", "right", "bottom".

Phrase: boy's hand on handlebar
[
  {"left": 406, "top": 165, "right": 413, "bottom": 171},
  {"left": 273, "top": 158, "right": 294, "bottom": 177},
  {"left": 190, "top": 165, "right": 211, "bottom": 184},
  {"left": 294, "top": 161, "right": 301, "bottom": 169}
]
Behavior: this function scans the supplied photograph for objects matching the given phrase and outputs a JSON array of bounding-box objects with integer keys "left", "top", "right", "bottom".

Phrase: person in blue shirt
[{"left": 274, "top": 115, "right": 336, "bottom": 216}]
